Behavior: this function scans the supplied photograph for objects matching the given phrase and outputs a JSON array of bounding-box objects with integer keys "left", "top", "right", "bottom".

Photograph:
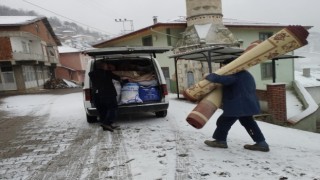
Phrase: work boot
[
  {"left": 244, "top": 141, "right": 270, "bottom": 152},
  {"left": 101, "top": 124, "right": 114, "bottom": 132},
  {"left": 204, "top": 140, "right": 228, "bottom": 148},
  {"left": 110, "top": 124, "right": 120, "bottom": 130}
]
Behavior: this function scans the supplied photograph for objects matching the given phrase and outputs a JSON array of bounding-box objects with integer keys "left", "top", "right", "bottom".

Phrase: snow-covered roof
[
  {"left": 62, "top": 30, "right": 75, "bottom": 33},
  {"left": 72, "top": 34, "right": 92, "bottom": 38},
  {"left": 0, "top": 16, "right": 44, "bottom": 26},
  {"left": 166, "top": 16, "right": 294, "bottom": 27},
  {"left": 58, "top": 46, "right": 81, "bottom": 53},
  {"left": 295, "top": 70, "right": 320, "bottom": 87},
  {"left": 223, "top": 18, "right": 289, "bottom": 27}
]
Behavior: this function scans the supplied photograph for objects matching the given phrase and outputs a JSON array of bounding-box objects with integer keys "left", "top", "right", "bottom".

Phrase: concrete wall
[
  {"left": 290, "top": 81, "right": 319, "bottom": 132},
  {"left": 306, "top": 86, "right": 320, "bottom": 104}
]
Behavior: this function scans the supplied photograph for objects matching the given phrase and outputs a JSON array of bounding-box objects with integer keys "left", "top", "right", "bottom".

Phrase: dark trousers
[
  {"left": 213, "top": 116, "right": 266, "bottom": 143},
  {"left": 94, "top": 93, "right": 118, "bottom": 125}
]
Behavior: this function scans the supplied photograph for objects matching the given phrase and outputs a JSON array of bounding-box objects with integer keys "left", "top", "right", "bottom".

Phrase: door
[
  {"left": 187, "top": 71, "right": 194, "bottom": 88},
  {"left": 0, "top": 66, "right": 17, "bottom": 90}
]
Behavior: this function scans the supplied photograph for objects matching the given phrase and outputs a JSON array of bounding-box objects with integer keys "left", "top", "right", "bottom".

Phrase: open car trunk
[
  {"left": 93, "top": 57, "right": 164, "bottom": 106},
  {"left": 84, "top": 46, "right": 170, "bottom": 120}
]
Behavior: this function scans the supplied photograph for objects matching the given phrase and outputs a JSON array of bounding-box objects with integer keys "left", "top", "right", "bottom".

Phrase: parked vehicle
[{"left": 83, "top": 46, "right": 170, "bottom": 123}]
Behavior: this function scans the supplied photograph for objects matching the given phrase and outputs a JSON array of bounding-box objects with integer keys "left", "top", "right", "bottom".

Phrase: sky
[
  {"left": 0, "top": 0, "right": 319, "bottom": 36},
  {"left": 0, "top": 89, "right": 319, "bottom": 179}
]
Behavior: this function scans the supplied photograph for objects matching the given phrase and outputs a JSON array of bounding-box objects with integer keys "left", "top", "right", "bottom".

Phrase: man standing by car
[{"left": 89, "top": 61, "right": 122, "bottom": 132}]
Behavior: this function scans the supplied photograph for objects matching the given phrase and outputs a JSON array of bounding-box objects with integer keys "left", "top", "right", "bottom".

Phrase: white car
[{"left": 83, "top": 46, "right": 170, "bottom": 123}]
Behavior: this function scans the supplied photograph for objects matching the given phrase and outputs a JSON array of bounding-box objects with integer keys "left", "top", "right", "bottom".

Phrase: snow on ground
[
  {"left": 295, "top": 69, "right": 320, "bottom": 88},
  {"left": 0, "top": 92, "right": 320, "bottom": 179}
]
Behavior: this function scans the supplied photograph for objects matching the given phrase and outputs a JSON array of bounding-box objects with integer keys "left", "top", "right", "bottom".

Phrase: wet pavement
[
  {"left": 0, "top": 88, "right": 193, "bottom": 179},
  {"left": 0, "top": 88, "right": 134, "bottom": 179}
]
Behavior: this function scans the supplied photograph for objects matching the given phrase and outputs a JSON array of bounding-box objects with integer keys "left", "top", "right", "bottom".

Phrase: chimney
[
  {"left": 175, "top": 0, "right": 238, "bottom": 51},
  {"left": 153, "top": 16, "right": 158, "bottom": 24},
  {"left": 303, "top": 68, "right": 311, "bottom": 77}
]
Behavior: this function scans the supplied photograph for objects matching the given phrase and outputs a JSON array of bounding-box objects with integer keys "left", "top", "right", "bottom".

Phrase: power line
[
  {"left": 86, "top": 0, "right": 122, "bottom": 18},
  {"left": 115, "top": 18, "right": 134, "bottom": 34},
  {"left": 77, "top": 0, "right": 131, "bottom": 32},
  {"left": 22, "top": 0, "right": 116, "bottom": 35}
]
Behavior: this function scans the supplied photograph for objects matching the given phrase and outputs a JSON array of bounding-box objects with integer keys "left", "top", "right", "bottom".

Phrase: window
[
  {"left": 1, "top": 66, "right": 13, "bottom": 72},
  {"left": 142, "top": 35, "right": 153, "bottom": 46},
  {"left": 161, "top": 67, "right": 170, "bottom": 79},
  {"left": 187, "top": 71, "right": 195, "bottom": 88},
  {"left": 1, "top": 66, "right": 14, "bottom": 83},
  {"left": 259, "top": 32, "right": 273, "bottom": 41},
  {"left": 47, "top": 47, "right": 55, "bottom": 57},
  {"left": 22, "top": 65, "right": 36, "bottom": 82},
  {"left": 166, "top": 28, "right": 172, "bottom": 46},
  {"left": 36, "top": 66, "right": 43, "bottom": 80},
  {"left": 261, "top": 62, "right": 273, "bottom": 80},
  {"left": 43, "top": 66, "right": 50, "bottom": 79},
  {"left": 35, "top": 24, "right": 39, "bottom": 33},
  {"left": 21, "top": 41, "right": 30, "bottom": 53}
]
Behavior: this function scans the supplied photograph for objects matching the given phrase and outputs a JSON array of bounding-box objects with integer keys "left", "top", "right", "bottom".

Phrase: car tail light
[
  {"left": 84, "top": 88, "right": 92, "bottom": 101},
  {"left": 161, "top": 84, "right": 168, "bottom": 96}
]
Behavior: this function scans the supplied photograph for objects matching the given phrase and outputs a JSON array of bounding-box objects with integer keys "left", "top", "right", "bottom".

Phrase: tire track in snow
[
  {"left": 26, "top": 127, "right": 133, "bottom": 180},
  {"left": 26, "top": 128, "right": 99, "bottom": 180},
  {"left": 174, "top": 130, "right": 202, "bottom": 180},
  {"left": 88, "top": 128, "right": 133, "bottom": 180},
  {"left": 165, "top": 109, "right": 202, "bottom": 179}
]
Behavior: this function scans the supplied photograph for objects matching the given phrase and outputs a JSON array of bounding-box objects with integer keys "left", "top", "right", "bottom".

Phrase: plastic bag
[{"left": 119, "top": 83, "right": 143, "bottom": 104}]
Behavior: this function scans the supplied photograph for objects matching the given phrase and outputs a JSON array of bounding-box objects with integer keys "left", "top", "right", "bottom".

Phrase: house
[
  {"left": 93, "top": 19, "right": 187, "bottom": 83},
  {"left": 56, "top": 46, "right": 91, "bottom": 84},
  {"left": 0, "top": 16, "right": 61, "bottom": 92}
]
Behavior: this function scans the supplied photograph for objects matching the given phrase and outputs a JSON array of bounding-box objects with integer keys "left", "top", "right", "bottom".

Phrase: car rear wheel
[
  {"left": 155, "top": 110, "right": 167, "bottom": 117},
  {"left": 86, "top": 114, "right": 97, "bottom": 123}
]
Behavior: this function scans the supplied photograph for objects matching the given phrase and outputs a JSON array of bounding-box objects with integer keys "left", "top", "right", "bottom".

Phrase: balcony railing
[
  {"left": 12, "top": 52, "right": 46, "bottom": 61},
  {"left": 11, "top": 52, "right": 62, "bottom": 64},
  {"left": 48, "top": 56, "right": 59, "bottom": 64}
]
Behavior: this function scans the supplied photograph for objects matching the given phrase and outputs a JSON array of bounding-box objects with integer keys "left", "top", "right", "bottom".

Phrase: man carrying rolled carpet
[{"left": 204, "top": 58, "right": 269, "bottom": 152}]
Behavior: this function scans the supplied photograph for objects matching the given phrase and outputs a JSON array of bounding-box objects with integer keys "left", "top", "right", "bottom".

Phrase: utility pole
[{"left": 115, "top": 19, "right": 134, "bottom": 34}]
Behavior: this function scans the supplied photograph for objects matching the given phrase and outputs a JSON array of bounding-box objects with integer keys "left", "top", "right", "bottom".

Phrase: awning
[
  {"left": 169, "top": 46, "right": 304, "bottom": 98},
  {"left": 169, "top": 46, "right": 244, "bottom": 72}
]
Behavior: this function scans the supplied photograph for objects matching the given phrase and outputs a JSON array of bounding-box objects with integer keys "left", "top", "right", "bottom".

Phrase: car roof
[{"left": 85, "top": 46, "right": 172, "bottom": 57}]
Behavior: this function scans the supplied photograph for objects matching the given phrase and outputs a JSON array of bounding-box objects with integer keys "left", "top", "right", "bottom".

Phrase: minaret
[
  {"left": 176, "top": 0, "right": 238, "bottom": 51},
  {"left": 186, "top": 0, "right": 223, "bottom": 26}
]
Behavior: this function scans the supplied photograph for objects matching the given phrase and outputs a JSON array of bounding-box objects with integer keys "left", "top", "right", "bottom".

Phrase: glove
[
  {"left": 205, "top": 73, "right": 218, "bottom": 82},
  {"left": 120, "top": 79, "right": 129, "bottom": 87}
]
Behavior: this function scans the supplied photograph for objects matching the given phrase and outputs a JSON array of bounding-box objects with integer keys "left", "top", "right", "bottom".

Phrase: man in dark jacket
[
  {"left": 204, "top": 58, "right": 270, "bottom": 152},
  {"left": 89, "top": 61, "right": 122, "bottom": 132}
]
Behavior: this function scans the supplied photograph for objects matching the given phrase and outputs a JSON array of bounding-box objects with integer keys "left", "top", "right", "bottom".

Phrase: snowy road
[{"left": 0, "top": 89, "right": 320, "bottom": 180}]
